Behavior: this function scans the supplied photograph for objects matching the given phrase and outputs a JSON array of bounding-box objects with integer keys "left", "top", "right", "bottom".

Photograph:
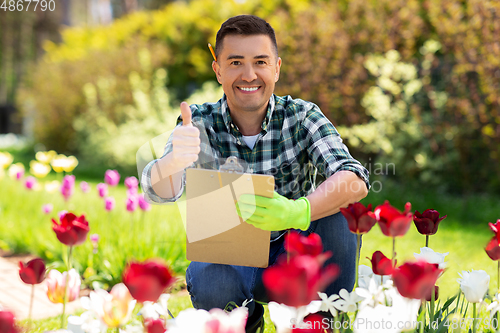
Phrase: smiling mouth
[{"left": 237, "top": 86, "right": 260, "bottom": 92}]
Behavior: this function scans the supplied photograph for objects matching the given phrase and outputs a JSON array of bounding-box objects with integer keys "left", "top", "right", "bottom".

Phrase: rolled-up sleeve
[
  {"left": 304, "top": 107, "right": 370, "bottom": 190},
  {"left": 140, "top": 124, "right": 186, "bottom": 204}
]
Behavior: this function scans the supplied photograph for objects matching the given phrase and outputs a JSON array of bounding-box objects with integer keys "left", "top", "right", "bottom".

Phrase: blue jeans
[{"left": 185, "top": 212, "right": 358, "bottom": 316}]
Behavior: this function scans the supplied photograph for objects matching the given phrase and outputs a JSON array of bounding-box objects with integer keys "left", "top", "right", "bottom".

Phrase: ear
[
  {"left": 212, "top": 61, "right": 222, "bottom": 84},
  {"left": 274, "top": 57, "right": 282, "bottom": 83}
]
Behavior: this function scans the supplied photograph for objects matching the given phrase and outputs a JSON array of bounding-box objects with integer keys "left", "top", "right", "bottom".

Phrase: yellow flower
[
  {"left": 8, "top": 162, "right": 25, "bottom": 179},
  {"left": 45, "top": 180, "right": 61, "bottom": 193},
  {"left": 63, "top": 155, "right": 79, "bottom": 173},
  {"left": 50, "top": 154, "right": 67, "bottom": 173},
  {"left": 35, "top": 150, "right": 57, "bottom": 164},
  {"left": 30, "top": 160, "right": 51, "bottom": 178},
  {"left": 0, "top": 151, "right": 13, "bottom": 169}
]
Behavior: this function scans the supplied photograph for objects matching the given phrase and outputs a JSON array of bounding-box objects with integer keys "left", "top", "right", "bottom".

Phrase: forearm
[
  {"left": 150, "top": 153, "right": 184, "bottom": 199},
  {"left": 307, "top": 171, "right": 369, "bottom": 221}
]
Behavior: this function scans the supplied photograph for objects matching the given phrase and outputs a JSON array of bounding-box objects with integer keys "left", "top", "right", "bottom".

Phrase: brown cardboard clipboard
[{"left": 185, "top": 158, "right": 274, "bottom": 268}]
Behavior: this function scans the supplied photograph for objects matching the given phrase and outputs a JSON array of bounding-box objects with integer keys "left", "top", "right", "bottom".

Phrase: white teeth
[{"left": 239, "top": 87, "right": 259, "bottom": 92}]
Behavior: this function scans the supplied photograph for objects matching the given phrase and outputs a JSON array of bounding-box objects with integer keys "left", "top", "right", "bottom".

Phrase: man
[{"left": 142, "top": 15, "right": 369, "bottom": 331}]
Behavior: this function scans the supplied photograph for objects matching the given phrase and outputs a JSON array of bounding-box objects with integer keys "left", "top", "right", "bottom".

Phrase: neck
[{"left": 228, "top": 102, "right": 268, "bottom": 136}]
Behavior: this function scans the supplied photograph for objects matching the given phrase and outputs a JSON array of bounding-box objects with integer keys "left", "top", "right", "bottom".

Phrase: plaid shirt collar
[{"left": 220, "top": 94, "right": 276, "bottom": 134}]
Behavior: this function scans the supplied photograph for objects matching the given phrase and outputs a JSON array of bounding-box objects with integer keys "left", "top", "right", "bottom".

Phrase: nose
[{"left": 241, "top": 64, "right": 257, "bottom": 82}]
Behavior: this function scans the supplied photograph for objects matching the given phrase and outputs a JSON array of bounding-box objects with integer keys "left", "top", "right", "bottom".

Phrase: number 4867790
[{"left": 1, "top": 0, "right": 56, "bottom": 11}]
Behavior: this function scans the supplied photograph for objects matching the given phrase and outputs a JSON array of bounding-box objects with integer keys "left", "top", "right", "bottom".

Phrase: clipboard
[{"left": 186, "top": 157, "right": 274, "bottom": 268}]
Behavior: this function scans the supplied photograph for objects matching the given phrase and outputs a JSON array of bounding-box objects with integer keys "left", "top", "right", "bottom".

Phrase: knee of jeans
[{"left": 186, "top": 263, "right": 253, "bottom": 312}]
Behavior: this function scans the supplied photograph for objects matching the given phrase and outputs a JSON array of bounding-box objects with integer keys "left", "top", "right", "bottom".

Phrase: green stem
[
  {"left": 425, "top": 235, "right": 429, "bottom": 248},
  {"left": 473, "top": 303, "right": 477, "bottom": 333},
  {"left": 419, "top": 300, "right": 426, "bottom": 333},
  {"left": 116, "top": 328, "right": 120, "bottom": 333},
  {"left": 28, "top": 284, "right": 34, "bottom": 328},
  {"left": 430, "top": 286, "right": 435, "bottom": 324},
  {"left": 60, "top": 246, "right": 73, "bottom": 329},
  {"left": 392, "top": 237, "right": 396, "bottom": 268},
  {"left": 354, "top": 234, "right": 361, "bottom": 290}
]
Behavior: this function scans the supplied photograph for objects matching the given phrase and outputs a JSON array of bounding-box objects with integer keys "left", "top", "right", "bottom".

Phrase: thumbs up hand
[{"left": 170, "top": 102, "right": 201, "bottom": 172}]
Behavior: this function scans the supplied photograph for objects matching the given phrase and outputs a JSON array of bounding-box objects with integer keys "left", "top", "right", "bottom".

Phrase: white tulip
[
  {"left": 457, "top": 270, "right": 490, "bottom": 303},
  {"left": 414, "top": 247, "right": 449, "bottom": 268},
  {"left": 487, "top": 293, "right": 500, "bottom": 318},
  {"left": 354, "top": 286, "right": 420, "bottom": 333}
]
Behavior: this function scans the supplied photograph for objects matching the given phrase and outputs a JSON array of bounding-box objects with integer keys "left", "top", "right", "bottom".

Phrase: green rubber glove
[{"left": 236, "top": 192, "right": 311, "bottom": 231}]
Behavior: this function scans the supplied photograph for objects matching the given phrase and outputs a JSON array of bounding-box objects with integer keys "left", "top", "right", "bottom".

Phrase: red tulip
[
  {"left": 425, "top": 285, "right": 439, "bottom": 302},
  {"left": 413, "top": 209, "right": 447, "bottom": 235},
  {"left": 145, "top": 319, "right": 167, "bottom": 333},
  {"left": 19, "top": 258, "right": 46, "bottom": 285},
  {"left": 123, "top": 260, "right": 176, "bottom": 303},
  {"left": 292, "top": 313, "right": 326, "bottom": 333},
  {"left": 340, "top": 202, "right": 377, "bottom": 234},
  {"left": 489, "top": 219, "right": 500, "bottom": 241},
  {"left": 374, "top": 201, "right": 413, "bottom": 237},
  {"left": 51, "top": 212, "right": 90, "bottom": 246},
  {"left": 392, "top": 261, "right": 443, "bottom": 300},
  {"left": 0, "top": 311, "right": 18, "bottom": 333},
  {"left": 485, "top": 237, "right": 500, "bottom": 261},
  {"left": 285, "top": 232, "right": 323, "bottom": 257},
  {"left": 263, "top": 254, "right": 340, "bottom": 307},
  {"left": 368, "top": 251, "right": 394, "bottom": 275}
]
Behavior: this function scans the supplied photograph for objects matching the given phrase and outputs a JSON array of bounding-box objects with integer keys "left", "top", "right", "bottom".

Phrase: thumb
[{"left": 180, "top": 101, "right": 192, "bottom": 127}]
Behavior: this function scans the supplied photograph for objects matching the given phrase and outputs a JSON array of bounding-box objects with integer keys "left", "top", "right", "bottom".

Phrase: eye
[
  {"left": 256, "top": 60, "right": 267, "bottom": 65},
  {"left": 231, "top": 61, "right": 241, "bottom": 66}
]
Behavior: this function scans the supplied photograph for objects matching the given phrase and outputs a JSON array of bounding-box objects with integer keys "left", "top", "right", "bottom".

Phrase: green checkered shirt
[{"left": 142, "top": 94, "right": 369, "bottom": 207}]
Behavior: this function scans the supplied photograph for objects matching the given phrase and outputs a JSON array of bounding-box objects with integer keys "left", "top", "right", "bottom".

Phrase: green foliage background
[{"left": 18, "top": 0, "right": 500, "bottom": 193}]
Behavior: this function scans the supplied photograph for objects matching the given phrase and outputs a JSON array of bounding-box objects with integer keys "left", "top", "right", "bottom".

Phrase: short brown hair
[{"left": 215, "top": 15, "right": 278, "bottom": 59}]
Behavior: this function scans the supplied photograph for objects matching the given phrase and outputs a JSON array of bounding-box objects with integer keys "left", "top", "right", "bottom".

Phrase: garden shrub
[{"left": 18, "top": 0, "right": 500, "bottom": 193}]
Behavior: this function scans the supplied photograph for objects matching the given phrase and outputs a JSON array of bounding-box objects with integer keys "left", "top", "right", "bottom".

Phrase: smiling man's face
[{"left": 212, "top": 34, "right": 281, "bottom": 117}]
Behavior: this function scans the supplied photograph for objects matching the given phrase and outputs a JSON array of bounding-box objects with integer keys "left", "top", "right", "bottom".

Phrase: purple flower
[
  {"left": 42, "top": 203, "right": 53, "bottom": 214},
  {"left": 16, "top": 170, "right": 24, "bottom": 180},
  {"left": 138, "top": 194, "right": 151, "bottom": 211},
  {"left": 80, "top": 181, "right": 90, "bottom": 193},
  {"left": 60, "top": 175, "right": 75, "bottom": 201},
  {"left": 104, "top": 169, "right": 120, "bottom": 186},
  {"left": 126, "top": 195, "right": 138, "bottom": 213},
  {"left": 25, "top": 176, "right": 36, "bottom": 190},
  {"left": 105, "top": 196, "right": 115, "bottom": 211},
  {"left": 125, "top": 176, "right": 138, "bottom": 190},
  {"left": 97, "top": 183, "right": 108, "bottom": 198}
]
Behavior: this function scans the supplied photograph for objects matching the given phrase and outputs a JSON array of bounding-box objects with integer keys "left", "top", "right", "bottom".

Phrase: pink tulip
[
  {"left": 58, "top": 210, "right": 68, "bottom": 220},
  {"left": 25, "top": 176, "right": 36, "bottom": 190},
  {"left": 42, "top": 203, "right": 53, "bottom": 214},
  {"left": 16, "top": 170, "right": 24, "bottom": 180},
  {"left": 125, "top": 176, "right": 138, "bottom": 190},
  {"left": 60, "top": 175, "right": 75, "bottom": 201},
  {"left": 46, "top": 269, "right": 81, "bottom": 304},
  {"left": 126, "top": 187, "right": 138, "bottom": 197},
  {"left": 105, "top": 169, "right": 120, "bottom": 186},
  {"left": 138, "top": 194, "right": 151, "bottom": 211},
  {"left": 92, "top": 283, "right": 136, "bottom": 328},
  {"left": 80, "top": 181, "right": 90, "bottom": 193},
  {"left": 97, "top": 183, "right": 108, "bottom": 198},
  {"left": 126, "top": 195, "right": 138, "bottom": 212},
  {"left": 90, "top": 234, "right": 99, "bottom": 243},
  {"left": 105, "top": 197, "right": 115, "bottom": 211}
]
